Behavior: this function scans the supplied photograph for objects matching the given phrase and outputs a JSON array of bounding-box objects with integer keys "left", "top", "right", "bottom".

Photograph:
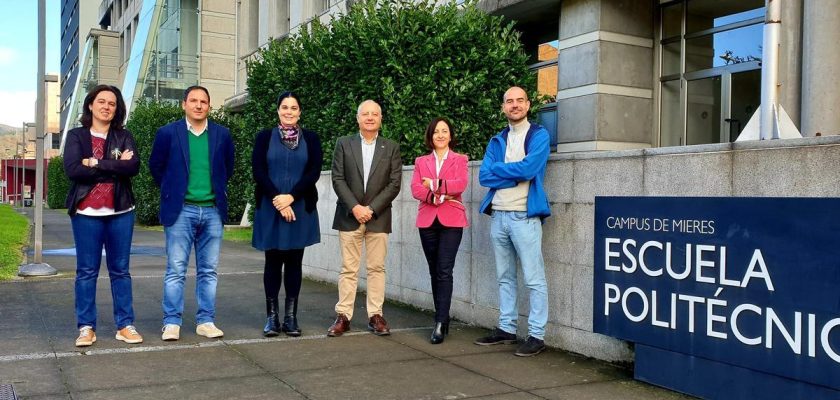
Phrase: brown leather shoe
[
  {"left": 368, "top": 314, "right": 390, "bottom": 336},
  {"left": 327, "top": 314, "right": 350, "bottom": 337}
]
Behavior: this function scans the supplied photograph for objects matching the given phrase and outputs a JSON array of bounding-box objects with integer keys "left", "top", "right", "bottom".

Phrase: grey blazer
[{"left": 331, "top": 134, "right": 402, "bottom": 233}]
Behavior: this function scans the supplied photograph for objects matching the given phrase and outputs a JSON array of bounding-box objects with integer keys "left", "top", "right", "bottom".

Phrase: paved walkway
[{"left": 0, "top": 208, "right": 691, "bottom": 399}]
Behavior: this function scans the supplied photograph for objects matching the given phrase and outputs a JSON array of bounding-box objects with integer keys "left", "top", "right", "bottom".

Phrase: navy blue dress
[{"left": 252, "top": 129, "right": 320, "bottom": 250}]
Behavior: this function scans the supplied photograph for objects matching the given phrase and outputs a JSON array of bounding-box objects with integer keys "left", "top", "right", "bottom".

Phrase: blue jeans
[
  {"left": 162, "top": 205, "right": 223, "bottom": 326},
  {"left": 71, "top": 211, "right": 136, "bottom": 330},
  {"left": 490, "top": 210, "right": 548, "bottom": 339}
]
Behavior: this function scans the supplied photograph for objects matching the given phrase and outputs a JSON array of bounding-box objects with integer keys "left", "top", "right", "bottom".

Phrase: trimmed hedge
[
  {"left": 125, "top": 100, "right": 251, "bottom": 226},
  {"left": 245, "top": 0, "right": 536, "bottom": 168},
  {"left": 46, "top": 156, "right": 70, "bottom": 209},
  {"left": 125, "top": 101, "right": 183, "bottom": 225}
]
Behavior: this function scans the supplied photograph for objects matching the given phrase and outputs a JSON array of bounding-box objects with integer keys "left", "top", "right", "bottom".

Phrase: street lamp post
[{"left": 19, "top": 0, "right": 55, "bottom": 277}]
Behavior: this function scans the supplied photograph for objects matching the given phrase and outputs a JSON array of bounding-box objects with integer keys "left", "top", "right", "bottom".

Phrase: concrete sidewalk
[{"left": 0, "top": 208, "right": 691, "bottom": 399}]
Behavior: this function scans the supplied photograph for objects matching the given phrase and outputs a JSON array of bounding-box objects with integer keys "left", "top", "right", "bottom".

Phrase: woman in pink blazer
[{"left": 411, "top": 117, "right": 469, "bottom": 344}]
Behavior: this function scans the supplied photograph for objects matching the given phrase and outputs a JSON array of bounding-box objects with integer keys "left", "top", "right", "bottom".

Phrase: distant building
[
  {"left": 44, "top": 74, "right": 61, "bottom": 158},
  {"left": 59, "top": 0, "right": 236, "bottom": 151},
  {"left": 59, "top": 0, "right": 100, "bottom": 135}
]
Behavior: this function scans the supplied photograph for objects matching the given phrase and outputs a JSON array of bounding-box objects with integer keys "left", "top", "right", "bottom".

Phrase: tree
[
  {"left": 245, "top": 0, "right": 536, "bottom": 168},
  {"left": 46, "top": 156, "right": 69, "bottom": 209}
]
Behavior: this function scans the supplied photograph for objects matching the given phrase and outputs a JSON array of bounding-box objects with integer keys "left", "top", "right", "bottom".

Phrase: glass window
[
  {"left": 538, "top": 40, "right": 559, "bottom": 62},
  {"left": 660, "top": 80, "right": 682, "bottom": 146},
  {"left": 535, "top": 64, "right": 558, "bottom": 103},
  {"left": 657, "top": 0, "right": 763, "bottom": 147},
  {"left": 662, "top": 41, "right": 681, "bottom": 76},
  {"left": 686, "top": 0, "right": 764, "bottom": 34},
  {"left": 534, "top": 40, "right": 559, "bottom": 103},
  {"left": 686, "top": 76, "right": 721, "bottom": 145},
  {"left": 662, "top": 3, "right": 682, "bottom": 39},
  {"left": 685, "top": 24, "right": 762, "bottom": 72}
]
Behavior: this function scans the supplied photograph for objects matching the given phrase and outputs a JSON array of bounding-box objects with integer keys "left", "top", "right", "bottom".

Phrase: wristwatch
[{"left": 90, "top": 157, "right": 99, "bottom": 168}]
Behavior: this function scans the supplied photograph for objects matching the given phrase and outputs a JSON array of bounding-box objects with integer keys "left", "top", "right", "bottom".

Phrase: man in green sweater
[{"left": 149, "top": 86, "right": 235, "bottom": 341}]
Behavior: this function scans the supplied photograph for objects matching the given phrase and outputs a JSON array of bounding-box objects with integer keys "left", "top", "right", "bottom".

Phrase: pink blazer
[{"left": 411, "top": 151, "right": 469, "bottom": 228}]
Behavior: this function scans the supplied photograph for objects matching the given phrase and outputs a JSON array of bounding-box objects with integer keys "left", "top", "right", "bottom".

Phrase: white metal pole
[{"left": 760, "top": 0, "right": 781, "bottom": 140}]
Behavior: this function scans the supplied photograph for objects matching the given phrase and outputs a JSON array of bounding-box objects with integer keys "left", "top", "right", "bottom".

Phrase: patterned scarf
[{"left": 279, "top": 124, "right": 300, "bottom": 150}]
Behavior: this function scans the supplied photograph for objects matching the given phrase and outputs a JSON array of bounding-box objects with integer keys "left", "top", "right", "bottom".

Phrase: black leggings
[
  {"left": 264, "top": 248, "right": 304, "bottom": 299},
  {"left": 418, "top": 218, "right": 463, "bottom": 323}
]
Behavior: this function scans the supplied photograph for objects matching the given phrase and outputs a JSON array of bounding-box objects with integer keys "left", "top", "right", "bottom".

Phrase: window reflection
[{"left": 685, "top": 24, "right": 762, "bottom": 72}]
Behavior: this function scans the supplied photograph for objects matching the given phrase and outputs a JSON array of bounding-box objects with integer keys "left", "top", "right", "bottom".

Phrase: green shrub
[
  {"left": 245, "top": 0, "right": 535, "bottom": 168},
  {"left": 125, "top": 100, "right": 183, "bottom": 225},
  {"left": 46, "top": 156, "right": 70, "bottom": 209},
  {"left": 125, "top": 100, "right": 251, "bottom": 226}
]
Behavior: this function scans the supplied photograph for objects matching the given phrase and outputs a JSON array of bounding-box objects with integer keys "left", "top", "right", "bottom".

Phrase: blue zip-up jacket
[{"left": 478, "top": 122, "right": 551, "bottom": 220}]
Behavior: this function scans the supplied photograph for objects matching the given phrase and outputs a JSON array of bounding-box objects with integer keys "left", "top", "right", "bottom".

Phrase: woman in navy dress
[{"left": 252, "top": 91, "right": 323, "bottom": 336}]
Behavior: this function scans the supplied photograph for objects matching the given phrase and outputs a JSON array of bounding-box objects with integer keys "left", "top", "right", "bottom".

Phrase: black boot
[
  {"left": 263, "top": 297, "right": 281, "bottom": 337},
  {"left": 430, "top": 319, "right": 449, "bottom": 344},
  {"left": 281, "top": 297, "right": 301, "bottom": 337}
]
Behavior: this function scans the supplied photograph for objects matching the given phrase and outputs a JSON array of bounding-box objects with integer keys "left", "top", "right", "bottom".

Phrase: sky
[{"left": 0, "top": 0, "right": 60, "bottom": 128}]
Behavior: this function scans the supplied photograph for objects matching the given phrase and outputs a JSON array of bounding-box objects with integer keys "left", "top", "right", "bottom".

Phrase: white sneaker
[
  {"left": 161, "top": 324, "right": 180, "bottom": 341},
  {"left": 196, "top": 322, "right": 224, "bottom": 338}
]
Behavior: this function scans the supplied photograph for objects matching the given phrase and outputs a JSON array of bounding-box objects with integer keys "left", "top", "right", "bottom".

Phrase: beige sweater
[{"left": 491, "top": 120, "right": 530, "bottom": 211}]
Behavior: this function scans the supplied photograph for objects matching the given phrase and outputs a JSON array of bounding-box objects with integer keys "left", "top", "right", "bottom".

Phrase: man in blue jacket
[
  {"left": 474, "top": 86, "right": 551, "bottom": 357},
  {"left": 148, "top": 86, "right": 235, "bottom": 341}
]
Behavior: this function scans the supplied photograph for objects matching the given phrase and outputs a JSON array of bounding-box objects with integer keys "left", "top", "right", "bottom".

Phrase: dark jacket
[
  {"left": 148, "top": 119, "right": 235, "bottom": 226},
  {"left": 252, "top": 127, "right": 324, "bottom": 213},
  {"left": 63, "top": 126, "right": 140, "bottom": 216},
  {"left": 331, "top": 134, "right": 402, "bottom": 233}
]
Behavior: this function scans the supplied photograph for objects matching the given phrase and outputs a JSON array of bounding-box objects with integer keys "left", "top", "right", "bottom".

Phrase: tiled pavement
[{"left": 0, "top": 209, "right": 692, "bottom": 399}]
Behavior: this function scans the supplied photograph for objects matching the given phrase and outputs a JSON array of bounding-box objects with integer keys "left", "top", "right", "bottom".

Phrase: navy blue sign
[{"left": 594, "top": 197, "right": 840, "bottom": 398}]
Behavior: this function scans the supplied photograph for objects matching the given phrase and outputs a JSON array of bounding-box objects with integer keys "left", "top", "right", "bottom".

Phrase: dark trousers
[
  {"left": 418, "top": 218, "right": 463, "bottom": 322},
  {"left": 264, "top": 249, "right": 304, "bottom": 299}
]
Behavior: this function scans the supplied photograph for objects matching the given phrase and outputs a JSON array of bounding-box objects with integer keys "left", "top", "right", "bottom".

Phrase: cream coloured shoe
[
  {"left": 196, "top": 322, "right": 224, "bottom": 338},
  {"left": 161, "top": 324, "right": 180, "bottom": 341}
]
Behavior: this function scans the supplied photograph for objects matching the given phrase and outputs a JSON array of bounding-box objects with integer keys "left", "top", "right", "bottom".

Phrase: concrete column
[
  {"left": 199, "top": 0, "right": 236, "bottom": 107},
  {"left": 270, "top": 0, "right": 290, "bottom": 39},
  {"left": 556, "top": 0, "right": 654, "bottom": 152},
  {"left": 778, "top": 0, "right": 803, "bottom": 127},
  {"left": 801, "top": 0, "right": 840, "bottom": 136},
  {"left": 91, "top": 29, "right": 122, "bottom": 87}
]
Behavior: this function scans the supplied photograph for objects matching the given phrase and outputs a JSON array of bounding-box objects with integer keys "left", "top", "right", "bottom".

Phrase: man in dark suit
[
  {"left": 148, "top": 86, "right": 235, "bottom": 342},
  {"left": 327, "top": 100, "right": 402, "bottom": 337}
]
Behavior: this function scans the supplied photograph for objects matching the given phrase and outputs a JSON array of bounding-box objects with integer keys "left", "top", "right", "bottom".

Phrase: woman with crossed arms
[{"left": 410, "top": 117, "right": 469, "bottom": 344}]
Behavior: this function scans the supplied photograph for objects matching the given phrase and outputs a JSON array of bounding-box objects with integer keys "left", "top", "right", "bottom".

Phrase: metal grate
[{"left": 0, "top": 384, "right": 17, "bottom": 400}]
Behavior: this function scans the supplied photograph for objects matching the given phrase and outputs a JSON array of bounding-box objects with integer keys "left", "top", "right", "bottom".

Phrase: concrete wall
[
  {"left": 200, "top": 0, "right": 236, "bottom": 107},
  {"left": 300, "top": 136, "right": 840, "bottom": 362}
]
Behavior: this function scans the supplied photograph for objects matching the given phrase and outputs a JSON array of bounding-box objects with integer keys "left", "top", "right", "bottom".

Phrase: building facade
[
  {"left": 225, "top": 0, "right": 347, "bottom": 109},
  {"left": 479, "top": 0, "right": 839, "bottom": 151},
  {"left": 60, "top": 0, "right": 236, "bottom": 148},
  {"left": 225, "top": 0, "right": 839, "bottom": 150},
  {"left": 59, "top": 0, "right": 100, "bottom": 133}
]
